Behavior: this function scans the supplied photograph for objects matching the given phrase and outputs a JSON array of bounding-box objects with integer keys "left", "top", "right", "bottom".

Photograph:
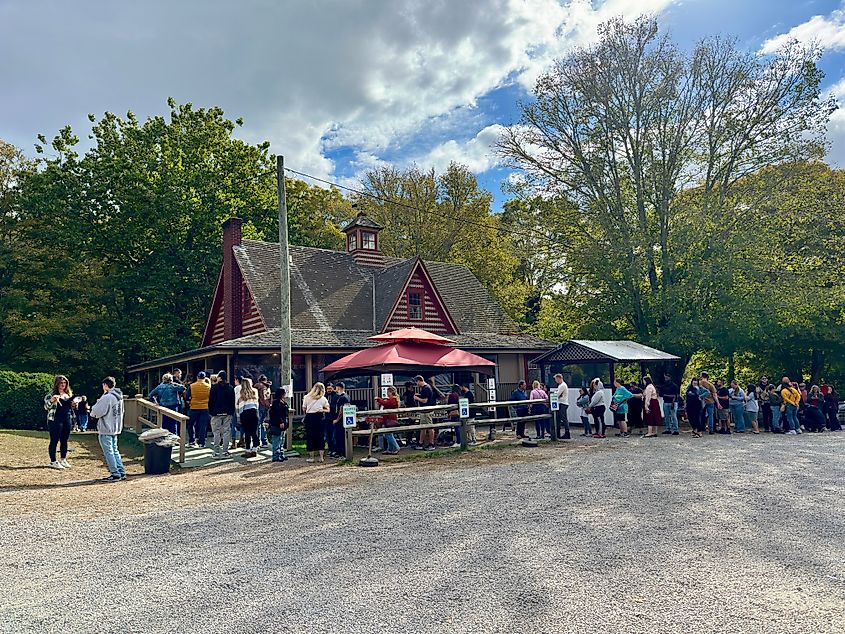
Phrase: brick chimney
[
  {"left": 222, "top": 217, "right": 243, "bottom": 341},
  {"left": 342, "top": 207, "right": 385, "bottom": 268}
]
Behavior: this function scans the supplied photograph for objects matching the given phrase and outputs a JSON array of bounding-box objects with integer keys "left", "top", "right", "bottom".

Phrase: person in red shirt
[{"left": 376, "top": 386, "right": 401, "bottom": 454}]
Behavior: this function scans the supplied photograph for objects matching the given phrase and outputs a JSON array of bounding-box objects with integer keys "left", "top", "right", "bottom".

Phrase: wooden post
[
  {"left": 345, "top": 424, "right": 354, "bottom": 461},
  {"left": 277, "top": 155, "right": 293, "bottom": 451},
  {"left": 179, "top": 416, "right": 187, "bottom": 464},
  {"left": 460, "top": 417, "right": 468, "bottom": 450}
]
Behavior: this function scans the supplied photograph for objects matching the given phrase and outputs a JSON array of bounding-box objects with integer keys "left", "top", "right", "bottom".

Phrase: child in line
[{"left": 268, "top": 388, "right": 289, "bottom": 462}]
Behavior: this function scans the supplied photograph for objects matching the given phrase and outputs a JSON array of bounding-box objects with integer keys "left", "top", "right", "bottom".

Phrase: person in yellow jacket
[
  {"left": 186, "top": 372, "right": 212, "bottom": 447},
  {"left": 779, "top": 376, "right": 802, "bottom": 435}
]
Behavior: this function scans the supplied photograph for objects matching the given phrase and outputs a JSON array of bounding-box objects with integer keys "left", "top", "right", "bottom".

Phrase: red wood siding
[
  {"left": 385, "top": 270, "right": 454, "bottom": 333},
  {"left": 206, "top": 279, "right": 263, "bottom": 345},
  {"left": 241, "top": 280, "right": 264, "bottom": 337}
]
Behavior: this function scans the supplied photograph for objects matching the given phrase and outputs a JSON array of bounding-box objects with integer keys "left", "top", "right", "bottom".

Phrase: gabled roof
[
  {"left": 374, "top": 258, "right": 417, "bottom": 330},
  {"left": 233, "top": 239, "right": 523, "bottom": 336},
  {"left": 532, "top": 340, "right": 680, "bottom": 365},
  {"left": 342, "top": 210, "right": 383, "bottom": 232}
]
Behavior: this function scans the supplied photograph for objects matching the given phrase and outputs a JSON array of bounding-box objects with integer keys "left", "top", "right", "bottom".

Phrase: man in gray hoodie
[{"left": 90, "top": 376, "right": 126, "bottom": 482}]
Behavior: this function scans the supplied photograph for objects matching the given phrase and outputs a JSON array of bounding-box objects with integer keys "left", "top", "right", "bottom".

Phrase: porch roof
[
  {"left": 532, "top": 339, "right": 680, "bottom": 365},
  {"left": 127, "top": 329, "right": 554, "bottom": 373}
]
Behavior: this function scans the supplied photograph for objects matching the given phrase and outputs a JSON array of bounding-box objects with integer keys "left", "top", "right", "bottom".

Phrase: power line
[{"left": 282, "top": 166, "right": 555, "bottom": 244}]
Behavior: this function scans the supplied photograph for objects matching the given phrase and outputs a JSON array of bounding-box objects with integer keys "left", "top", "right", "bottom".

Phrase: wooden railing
[
  {"left": 130, "top": 397, "right": 190, "bottom": 464},
  {"left": 343, "top": 398, "right": 553, "bottom": 457}
]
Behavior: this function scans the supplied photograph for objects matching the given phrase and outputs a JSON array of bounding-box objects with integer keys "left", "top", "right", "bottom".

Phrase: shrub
[{"left": 0, "top": 371, "right": 56, "bottom": 430}]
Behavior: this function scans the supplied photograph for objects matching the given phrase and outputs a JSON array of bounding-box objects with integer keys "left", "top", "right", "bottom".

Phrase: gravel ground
[{"left": 1, "top": 433, "right": 843, "bottom": 634}]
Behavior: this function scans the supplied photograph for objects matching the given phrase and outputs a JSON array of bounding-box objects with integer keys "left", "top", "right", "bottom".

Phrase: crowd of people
[
  {"left": 42, "top": 367, "right": 843, "bottom": 477},
  {"left": 565, "top": 373, "right": 842, "bottom": 439}
]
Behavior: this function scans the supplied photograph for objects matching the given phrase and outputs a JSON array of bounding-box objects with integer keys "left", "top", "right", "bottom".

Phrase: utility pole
[{"left": 277, "top": 155, "right": 293, "bottom": 451}]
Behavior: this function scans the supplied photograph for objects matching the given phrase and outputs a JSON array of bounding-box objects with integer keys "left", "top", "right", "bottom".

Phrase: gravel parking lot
[{"left": 1, "top": 433, "right": 843, "bottom": 634}]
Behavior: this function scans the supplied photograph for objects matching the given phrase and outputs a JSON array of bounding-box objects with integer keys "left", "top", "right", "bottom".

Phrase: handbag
[{"left": 609, "top": 402, "right": 619, "bottom": 412}]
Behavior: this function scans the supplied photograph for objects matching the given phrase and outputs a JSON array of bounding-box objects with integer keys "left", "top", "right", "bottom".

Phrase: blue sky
[{"left": 2, "top": 0, "right": 844, "bottom": 210}]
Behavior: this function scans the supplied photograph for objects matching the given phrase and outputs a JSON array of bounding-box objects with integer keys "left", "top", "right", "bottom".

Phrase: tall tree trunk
[
  {"left": 727, "top": 353, "right": 735, "bottom": 383},
  {"left": 810, "top": 348, "right": 824, "bottom": 385}
]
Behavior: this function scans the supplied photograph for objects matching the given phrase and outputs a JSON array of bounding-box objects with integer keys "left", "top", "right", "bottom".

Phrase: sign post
[
  {"left": 458, "top": 397, "right": 470, "bottom": 449},
  {"left": 343, "top": 404, "right": 358, "bottom": 460}
]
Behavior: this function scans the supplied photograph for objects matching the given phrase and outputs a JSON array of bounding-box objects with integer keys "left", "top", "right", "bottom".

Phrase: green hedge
[{"left": 0, "top": 371, "right": 56, "bottom": 430}]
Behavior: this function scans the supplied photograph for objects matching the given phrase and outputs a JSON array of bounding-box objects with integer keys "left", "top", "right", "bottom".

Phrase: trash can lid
[{"left": 139, "top": 428, "right": 170, "bottom": 442}]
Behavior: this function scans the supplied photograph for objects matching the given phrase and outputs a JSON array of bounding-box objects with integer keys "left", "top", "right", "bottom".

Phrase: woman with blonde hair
[
  {"left": 237, "top": 377, "right": 260, "bottom": 458},
  {"left": 642, "top": 376, "right": 662, "bottom": 438},
  {"left": 302, "top": 382, "right": 330, "bottom": 462},
  {"left": 44, "top": 375, "right": 74, "bottom": 469},
  {"left": 529, "top": 380, "right": 550, "bottom": 439}
]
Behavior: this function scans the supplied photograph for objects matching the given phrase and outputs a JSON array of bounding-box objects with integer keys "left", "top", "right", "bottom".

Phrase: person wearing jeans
[
  {"left": 208, "top": 371, "right": 236, "bottom": 457},
  {"left": 660, "top": 374, "right": 680, "bottom": 434},
  {"left": 90, "top": 377, "right": 126, "bottom": 482},
  {"left": 780, "top": 377, "right": 802, "bottom": 435},
  {"left": 186, "top": 372, "right": 211, "bottom": 448}
]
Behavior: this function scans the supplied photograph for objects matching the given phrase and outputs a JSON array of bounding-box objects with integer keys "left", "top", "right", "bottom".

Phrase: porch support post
[{"left": 305, "top": 355, "right": 313, "bottom": 390}]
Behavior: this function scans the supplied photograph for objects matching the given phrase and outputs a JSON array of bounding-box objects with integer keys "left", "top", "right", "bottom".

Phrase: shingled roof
[
  {"left": 218, "top": 328, "right": 552, "bottom": 351},
  {"left": 233, "top": 239, "right": 525, "bottom": 337}
]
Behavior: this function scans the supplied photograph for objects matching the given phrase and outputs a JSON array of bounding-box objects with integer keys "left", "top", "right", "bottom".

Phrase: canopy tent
[
  {"left": 320, "top": 340, "right": 496, "bottom": 378},
  {"left": 367, "top": 327, "right": 455, "bottom": 345},
  {"left": 532, "top": 339, "right": 680, "bottom": 386}
]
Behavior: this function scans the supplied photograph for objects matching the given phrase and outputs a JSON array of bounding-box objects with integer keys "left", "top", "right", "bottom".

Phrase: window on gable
[
  {"left": 348, "top": 233, "right": 357, "bottom": 251},
  {"left": 408, "top": 291, "right": 423, "bottom": 319},
  {"left": 362, "top": 231, "right": 376, "bottom": 250}
]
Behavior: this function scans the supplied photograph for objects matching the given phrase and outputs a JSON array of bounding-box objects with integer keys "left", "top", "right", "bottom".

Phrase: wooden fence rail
[
  {"left": 130, "top": 397, "right": 190, "bottom": 464},
  {"left": 344, "top": 398, "right": 554, "bottom": 456}
]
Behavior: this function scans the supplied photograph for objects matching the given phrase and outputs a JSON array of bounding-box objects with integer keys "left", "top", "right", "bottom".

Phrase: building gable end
[{"left": 382, "top": 259, "right": 459, "bottom": 334}]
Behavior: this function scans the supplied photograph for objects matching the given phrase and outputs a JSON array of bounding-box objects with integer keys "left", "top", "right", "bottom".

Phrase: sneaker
[
  {"left": 450, "top": 442, "right": 461, "bottom": 448},
  {"left": 425, "top": 444, "right": 436, "bottom": 451},
  {"left": 306, "top": 458, "right": 315, "bottom": 463},
  {"left": 49, "top": 461, "right": 65, "bottom": 470},
  {"left": 662, "top": 430, "right": 672, "bottom": 435},
  {"left": 672, "top": 431, "right": 679, "bottom": 436},
  {"left": 787, "top": 430, "right": 797, "bottom": 435},
  {"left": 59, "top": 459, "right": 71, "bottom": 468},
  {"left": 187, "top": 442, "right": 197, "bottom": 448},
  {"left": 102, "top": 475, "right": 121, "bottom": 482},
  {"left": 412, "top": 444, "right": 424, "bottom": 450},
  {"left": 620, "top": 432, "right": 630, "bottom": 438}
]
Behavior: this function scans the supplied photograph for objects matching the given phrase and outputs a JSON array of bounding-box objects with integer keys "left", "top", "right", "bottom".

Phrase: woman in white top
[
  {"left": 302, "top": 382, "right": 330, "bottom": 463},
  {"left": 587, "top": 378, "right": 608, "bottom": 438},
  {"left": 642, "top": 376, "right": 662, "bottom": 438},
  {"left": 744, "top": 383, "right": 761, "bottom": 435},
  {"left": 238, "top": 378, "right": 261, "bottom": 458}
]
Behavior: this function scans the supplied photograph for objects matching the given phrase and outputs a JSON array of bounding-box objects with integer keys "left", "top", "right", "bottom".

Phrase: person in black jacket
[
  {"left": 268, "top": 388, "right": 289, "bottom": 462},
  {"left": 208, "top": 371, "right": 236, "bottom": 458}
]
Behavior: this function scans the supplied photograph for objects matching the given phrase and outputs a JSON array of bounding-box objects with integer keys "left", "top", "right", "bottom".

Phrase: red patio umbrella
[
  {"left": 368, "top": 327, "right": 455, "bottom": 345},
  {"left": 320, "top": 340, "right": 495, "bottom": 378}
]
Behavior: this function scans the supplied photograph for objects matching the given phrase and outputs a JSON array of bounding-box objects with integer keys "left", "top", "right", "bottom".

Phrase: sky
[{"left": 2, "top": 0, "right": 844, "bottom": 210}]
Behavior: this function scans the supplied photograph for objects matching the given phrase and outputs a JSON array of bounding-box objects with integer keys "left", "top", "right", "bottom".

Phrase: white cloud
[
  {"left": 761, "top": 2, "right": 845, "bottom": 53},
  {"left": 0, "top": 0, "right": 677, "bottom": 182},
  {"left": 826, "top": 78, "right": 845, "bottom": 167},
  {"left": 414, "top": 124, "right": 507, "bottom": 175}
]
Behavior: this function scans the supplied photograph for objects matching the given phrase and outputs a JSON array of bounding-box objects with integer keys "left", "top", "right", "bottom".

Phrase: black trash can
[{"left": 144, "top": 442, "right": 172, "bottom": 475}]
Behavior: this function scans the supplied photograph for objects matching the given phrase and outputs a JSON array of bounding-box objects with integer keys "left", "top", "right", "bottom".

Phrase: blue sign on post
[
  {"left": 550, "top": 392, "right": 559, "bottom": 411},
  {"left": 342, "top": 404, "right": 357, "bottom": 429},
  {"left": 459, "top": 397, "right": 470, "bottom": 419}
]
